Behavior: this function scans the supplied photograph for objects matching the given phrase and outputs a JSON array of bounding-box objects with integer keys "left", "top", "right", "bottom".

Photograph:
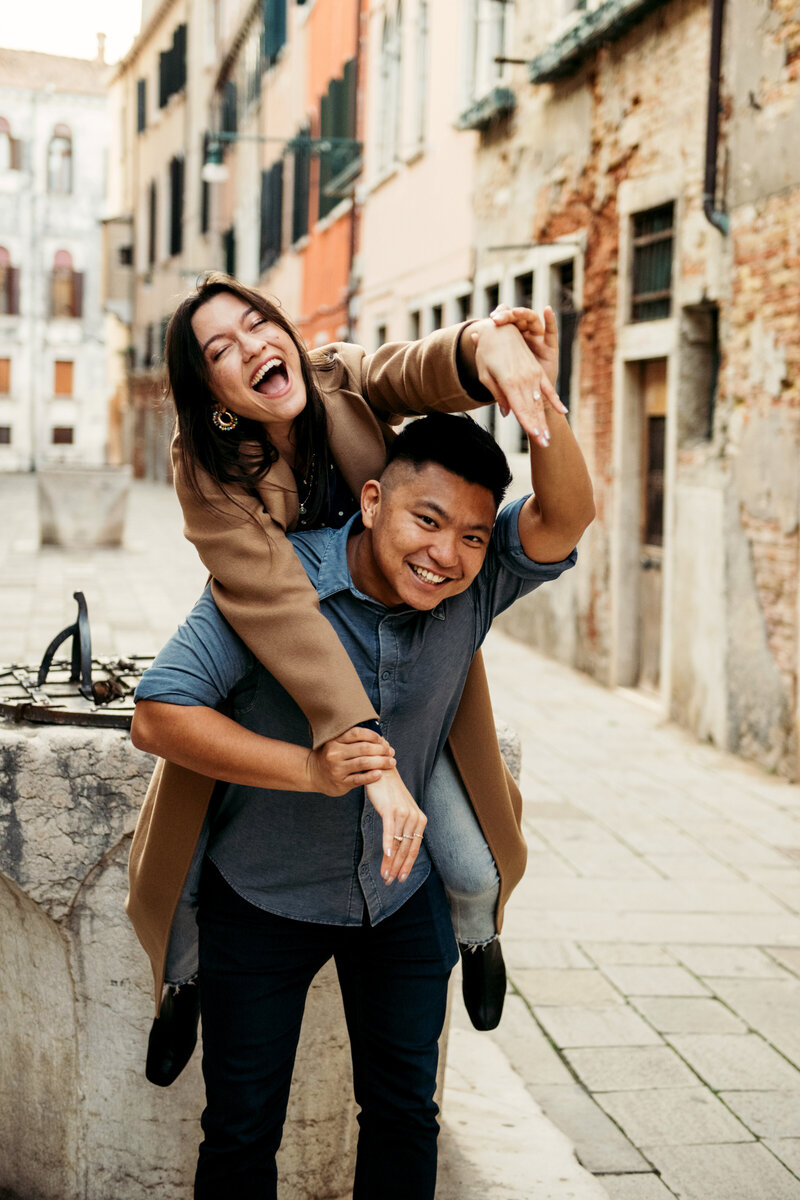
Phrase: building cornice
[{"left": 112, "top": 0, "right": 181, "bottom": 80}]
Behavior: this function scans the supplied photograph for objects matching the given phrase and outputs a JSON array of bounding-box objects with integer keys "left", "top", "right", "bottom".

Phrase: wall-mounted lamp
[{"left": 201, "top": 131, "right": 362, "bottom": 185}]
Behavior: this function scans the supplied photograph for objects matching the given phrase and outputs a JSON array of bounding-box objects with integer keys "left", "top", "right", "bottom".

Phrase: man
[{"left": 131, "top": 409, "right": 593, "bottom": 1199}]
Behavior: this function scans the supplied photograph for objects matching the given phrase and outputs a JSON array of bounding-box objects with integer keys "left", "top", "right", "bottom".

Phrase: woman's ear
[{"left": 360, "top": 479, "right": 382, "bottom": 528}]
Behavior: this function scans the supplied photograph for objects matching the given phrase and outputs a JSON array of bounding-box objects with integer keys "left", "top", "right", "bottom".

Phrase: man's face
[{"left": 356, "top": 462, "right": 497, "bottom": 611}]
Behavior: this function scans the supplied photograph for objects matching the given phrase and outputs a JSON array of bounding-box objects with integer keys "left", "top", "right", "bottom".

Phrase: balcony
[
  {"left": 456, "top": 86, "right": 516, "bottom": 132},
  {"left": 528, "top": 0, "right": 671, "bottom": 84}
]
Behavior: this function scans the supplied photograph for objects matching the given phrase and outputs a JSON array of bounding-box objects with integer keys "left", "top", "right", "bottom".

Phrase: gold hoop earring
[{"left": 212, "top": 407, "right": 239, "bottom": 432}]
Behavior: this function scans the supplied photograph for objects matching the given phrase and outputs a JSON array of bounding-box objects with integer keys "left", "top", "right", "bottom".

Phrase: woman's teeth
[
  {"left": 251, "top": 357, "right": 282, "bottom": 387},
  {"left": 411, "top": 565, "right": 447, "bottom": 584}
]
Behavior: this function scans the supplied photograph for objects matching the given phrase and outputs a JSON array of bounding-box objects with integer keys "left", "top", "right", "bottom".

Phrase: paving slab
[
  {"left": 767, "top": 947, "right": 800, "bottom": 976},
  {"left": 630, "top": 997, "right": 748, "bottom": 1035},
  {"left": 643, "top": 1142, "right": 800, "bottom": 1200},
  {"left": 502, "top": 938, "right": 593, "bottom": 970},
  {"left": 764, "top": 1138, "right": 800, "bottom": 1175},
  {"left": 563, "top": 1046, "right": 700, "bottom": 1093},
  {"left": 643, "top": 853, "right": 742, "bottom": 881},
  {"left": 596, "top": 1087, "right": 753, "bottom": 1147},
  {"left": 668, "top": 944, "right": 788, "bottom": 978},
  {"left": 579, "top": 944, "right": 674, "bottom": 967},
  {"left": 533, "top": 1005, "right": 663, "bottom": 1049},
  {"left": 600, "top": 965, "right": 709, "bottom": 997},
  {"left": 487, "top": 993, "right": 574, "bottom": 1087},
  {"left": 531, "top": 1084, "right": 649, "bottom": 1174},
  {"left": 599, "top": 1176, "right": 677, "bottom": 1200},
  {"left": 513, "top": 968, "right": 623, "bottom": 1007},
  {"left": 720, "top": 1091, "right": 800, "bottom": 1139},
  {"left": 666, "top": 1033, "right": 800, "bottom": 1091},
  {"left": 705, "top": 977, "right": 800, "bottom": 1068},
  {"left": 437, "top": 1026, "right": 613, "bottom": 1200}
]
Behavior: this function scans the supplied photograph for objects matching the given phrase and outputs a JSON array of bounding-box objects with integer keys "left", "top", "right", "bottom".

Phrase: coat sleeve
[
  {"left": 173, "top": 445, "right": 378, "bottom": 748},
  {"left": 324, "top": 323, "right": 495, "bottom": 422}
]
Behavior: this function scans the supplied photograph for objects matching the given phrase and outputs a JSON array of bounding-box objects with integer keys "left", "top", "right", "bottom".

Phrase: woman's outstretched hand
[
  {"left": 470, "top": 305, "right": 566, "bottom": 448},
  {"left": 307, "top": 726, "right": 396, "bottom": 795},
  {"left": 366, "top": 768, "right": 427, "bottom": 885}
]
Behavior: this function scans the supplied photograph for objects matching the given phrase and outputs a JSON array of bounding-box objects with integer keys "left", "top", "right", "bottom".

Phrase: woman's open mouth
[{"left": 251, "top": 357, "right": 290, "bottom": 396}]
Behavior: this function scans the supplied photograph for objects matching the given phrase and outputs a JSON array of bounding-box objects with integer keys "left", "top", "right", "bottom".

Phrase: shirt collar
[{"left": 316, "top": 513, "right": 446, "bottom": 619}]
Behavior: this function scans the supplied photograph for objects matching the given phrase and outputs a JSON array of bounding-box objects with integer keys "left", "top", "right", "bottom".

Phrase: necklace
[{"left": 297, "top": 452, "right": 317, "bottom": 519}]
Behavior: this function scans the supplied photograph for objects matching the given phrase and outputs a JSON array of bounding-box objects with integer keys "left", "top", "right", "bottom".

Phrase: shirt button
[
  {"left": 338, "top": 510, "right": 344, "bottom": 517},
  {"left": 381, "top": 670, "right": 391, "bottom": 680}
]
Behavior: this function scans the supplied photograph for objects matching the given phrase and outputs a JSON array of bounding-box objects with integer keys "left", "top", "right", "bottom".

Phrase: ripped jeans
[{"left": 163, "top": 747, "right": 501, "bottom": 987}]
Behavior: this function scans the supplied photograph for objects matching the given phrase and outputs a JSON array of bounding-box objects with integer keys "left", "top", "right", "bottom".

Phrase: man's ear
[{"left": 360, "top": 479, "right": 382, "bottom": 529}]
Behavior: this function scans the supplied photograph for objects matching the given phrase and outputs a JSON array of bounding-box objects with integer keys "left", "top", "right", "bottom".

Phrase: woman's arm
[{"left": 173, "top": 447, "right": 378, "bottom": 749}]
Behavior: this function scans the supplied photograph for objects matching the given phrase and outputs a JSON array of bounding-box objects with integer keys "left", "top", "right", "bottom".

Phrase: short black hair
[{"left": 385, "top": 413, "right": 512, "bottom": 510}]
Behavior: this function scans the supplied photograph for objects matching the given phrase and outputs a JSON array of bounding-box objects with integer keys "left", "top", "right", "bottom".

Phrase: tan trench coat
[{"left": 127, "top": 326, "right": 528, "bottom": 1007}]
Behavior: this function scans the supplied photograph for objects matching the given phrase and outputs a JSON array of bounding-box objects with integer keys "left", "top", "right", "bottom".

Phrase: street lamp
[{"left": 201, "top": 131, "right": 362, "bottom": 184}]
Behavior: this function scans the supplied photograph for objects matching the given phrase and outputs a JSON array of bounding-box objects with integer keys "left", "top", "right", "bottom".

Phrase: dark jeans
[{"left": 194, "top": 861, "right": 459, "bottom": 1200}]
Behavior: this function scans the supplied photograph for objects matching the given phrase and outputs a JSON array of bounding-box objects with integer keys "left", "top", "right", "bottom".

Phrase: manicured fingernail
[
  {"left": 399, "top": 873, "right": 408, "bottom": 882},
  {"left": 533, "top": 390, "right": 541, "bottom": 401},
  {"left": 532, "top": 427, "right": 541, "bottom": 438}
]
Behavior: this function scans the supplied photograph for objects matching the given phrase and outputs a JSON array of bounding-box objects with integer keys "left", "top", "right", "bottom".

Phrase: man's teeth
[
  {"left": 411, "top": 565, "right": 447, "bottom": 584},
  {"left": 251, "top": 357, "right": 282, "bottom": 387}
]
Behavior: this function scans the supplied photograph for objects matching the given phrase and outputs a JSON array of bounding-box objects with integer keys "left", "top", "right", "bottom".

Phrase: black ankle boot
[
  {"left": 145, "top": 981, "right": 201, "bottom": 1087},
  {"left": 459, "top": 939, "right": 506, "bottom": 1031}
]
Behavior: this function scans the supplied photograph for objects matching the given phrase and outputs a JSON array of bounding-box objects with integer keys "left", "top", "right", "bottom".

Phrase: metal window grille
[
  {"left": 631, "top": 202, "right": 674, "bottom": 322},
  {"left": 260, "top": 160, "right": 284, "bottom": 272},
  {"left": 52, "top": 427, "right": 74, "bottom": 445}
]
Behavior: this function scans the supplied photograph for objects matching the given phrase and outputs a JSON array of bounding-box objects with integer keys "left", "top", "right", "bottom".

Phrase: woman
[{"left": 127, "top": 273, "right": 564, "bottom": 1085}]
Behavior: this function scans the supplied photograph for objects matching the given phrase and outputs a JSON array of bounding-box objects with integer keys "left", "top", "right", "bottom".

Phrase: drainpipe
[
  {"left": 703, "top": 0, "right": 730, "bottom": 235},
  {"left": 345, "top": 0, "right": 365, "bottom": 342}
]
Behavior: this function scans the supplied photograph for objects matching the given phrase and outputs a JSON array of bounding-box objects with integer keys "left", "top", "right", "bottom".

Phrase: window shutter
[
  {"left": 9, "top": 266, "right": 19, "bottom": 316},
  {"left": 292, "top": 128, "right": 310, "bottom": 243},
  {"left": 11, "top": 137, "right": 23, "bottom": 170},
  {"left": 72, "top": 272, "right": 83, "bottom": 318},
  {"left": 170, "top": 156, "right": 184, "bottom": 256},
  {"left": 137, "top": 79, "right": 147, "bottom": 132},
  {"left": 54, "top": 360, "right": 74, "bottom": 395}
]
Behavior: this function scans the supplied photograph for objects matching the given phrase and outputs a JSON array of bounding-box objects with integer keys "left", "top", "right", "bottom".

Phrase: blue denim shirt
[{"left": 135, "top": 498, "right": 576, "bottom": 927}]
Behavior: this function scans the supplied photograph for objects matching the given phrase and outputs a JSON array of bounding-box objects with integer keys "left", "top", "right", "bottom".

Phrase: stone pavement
[{"left": 2, "top": 472, "right": 800, "bottom": 1198}]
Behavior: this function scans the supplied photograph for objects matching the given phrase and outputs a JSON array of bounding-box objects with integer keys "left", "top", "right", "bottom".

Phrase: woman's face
[{"left": 191, "top": 292, "right": 307, "bottom": 432}]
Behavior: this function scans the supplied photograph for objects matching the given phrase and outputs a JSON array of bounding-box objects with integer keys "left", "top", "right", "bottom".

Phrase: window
[
  {"left": 169, "top": 156, "right": 184, "bottom": 256},
  {"left": 50, "top": 250, "right": 83, "bottom": 318},
  {"left": 465, "top": 0, "right": 509, "bottom": 105},
  {"left": 263, "top": 0, "right": 287, "bottom": 66},
  {"left": 0, "top": 427, "right": 10, "bottom": 445},
  {"left": 221, "top": 80, "right": 238, "bottom": 134},
  {"left": 484, "top": 282, "right": 500, "bottom": 314},
  {"left": 136, "top": 79, "right": 147, "bottom": 133},
  {"left": 0, "top": 358, "right": 10, "bottom": 393},
  {"left": 553, "top": 260, "right": 579, "bottom": 406},
  {"left": 318, "top": 58, "right": 360, "bottom": 221},
  {"left": 376, "top": 324, "right": 387, "bottom": 348},
  {"left": 457, "top": 293, "right": 472, "bottom": 323},
  {"left": 0, "top": 117, "right": 21, "bottom": 171},
  {"left": 52, "top": 427, "right": 74, "bottom": 445},
  {"left": 0, "top": 247, "right": 19, "bottom": 315},
  {"left": 431, "top": 303, "right": 443, "bottom": 330},
  {"left": 260, "top": 160, "right": 284, "bottom": 272},
  {"left": 148, "top": 180, "right": 158, "bottom": 267},
  {"left": 144, "top": 323, "right": 155, "bottom": 368},
  {"left": 378, "top": 8, "right": 403, "bottom": 172},
  {"left": 48, "top": 125, "right": 72, "bottom": 193},
  {"left": 54, "top": 360, "right": 74, "bottom": 395},
  {"left": 118, "top": 244, "right": 134, "bottom": 266},
  {"left": 224, "top": 226, "right": 236, "bottom": 276},
  {"left": 291, "top": 127, "right": 311, "bottom": 243},
  {"left": 201, "top": 135, "right": 211, "bottom": 236},
  {"left": 514, "top": 271, "right": 533, "bottom": 310},
  {"left": 414, "top": 0, "right": 429, "bottom": 147},
  {"left": 409, "top": 310, "right": 421, "bottom": 340},
  {"left": 159, "top": 23, "right": 187, "bottom": 108},
  {"left": 631, "top": 202, "right": 674, "bottom": 322}
]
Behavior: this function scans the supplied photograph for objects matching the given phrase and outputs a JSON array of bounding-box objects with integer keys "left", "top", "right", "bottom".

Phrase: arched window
[
  {"left": 0, "top": 117, "right": 20, "bottom": 172},
  {"left": 50, "top": 249, "right": 83, "bottom": 318},
  {"left": 48, "top": 124, "right": 73, "bottom": 193},
  {"left": 0, "top": 246, "right": 19, "bottom": 315}
]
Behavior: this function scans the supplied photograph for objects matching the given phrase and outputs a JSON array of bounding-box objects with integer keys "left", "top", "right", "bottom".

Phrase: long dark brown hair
[{"left": 164, "top": 272, "right": 330, "bottom": 524}]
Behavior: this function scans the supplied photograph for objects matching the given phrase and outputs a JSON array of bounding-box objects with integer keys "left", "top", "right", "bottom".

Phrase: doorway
[{"left": 637, "top": 359, "right": 667, "bottom": 694}]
